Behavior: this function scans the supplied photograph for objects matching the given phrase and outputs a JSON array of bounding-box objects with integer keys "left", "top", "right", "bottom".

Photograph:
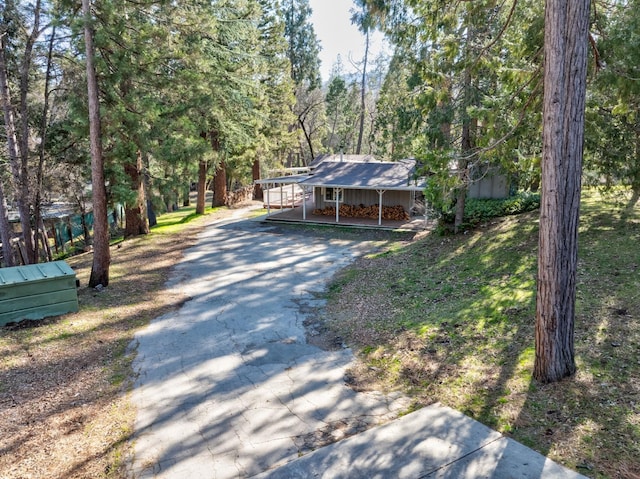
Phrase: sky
[{"left": 308, "top": 0, "right": 388, "bottom": 82}]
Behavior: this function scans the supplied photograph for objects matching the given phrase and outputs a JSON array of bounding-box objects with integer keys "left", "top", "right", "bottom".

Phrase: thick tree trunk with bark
[
  {"left": 16, "top": 0, "right": 41, "bottom": 263},
  {"left": 83, "top": 0, "right": 110, "bottom": 287},
  {"left": 213, "top": 160, "right": 227, "bottom": 207},
  {"left": 252, "top": 159, "right": 263, "bottom": 200},
  {"left": 196, "top": 160, "right": 207, "bottom": 215},
  {"left": 454, "top": 122, "right": 471, "bottom": 232},
  {"left": 534, "top": 0, "right": 590, "bottom": 383},
  {"left": 124, "top": 151, "right": 149, "bottom": 237}
]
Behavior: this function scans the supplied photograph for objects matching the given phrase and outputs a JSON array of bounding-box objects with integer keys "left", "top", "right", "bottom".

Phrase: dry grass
[{"left": 0, "top": 204, "right": 254, "bottom": 479}]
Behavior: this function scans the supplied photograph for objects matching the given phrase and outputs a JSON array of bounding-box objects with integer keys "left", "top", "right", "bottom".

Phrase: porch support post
[
  {"left": 335, "top": 188, "right": 342, "bottom": 223},
  {"left": 377, "top": 189, "right": 386, "bottom": 225},
  {"left": 279, "top": 184, "right": 283, "bottom": 210},
  {"left": 266, "top": 182, "right": 271, "bottom": 215},
  {"left": 302, "top": 185, "right": 307, "bottom": 220},
  {"left": 291, "top": 183, "right": 295, "bottom": 208}
]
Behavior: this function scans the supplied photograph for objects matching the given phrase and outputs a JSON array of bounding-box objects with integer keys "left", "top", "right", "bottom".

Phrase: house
[{"left": 255, "top": 155, "right": 427, "bottom": 228}]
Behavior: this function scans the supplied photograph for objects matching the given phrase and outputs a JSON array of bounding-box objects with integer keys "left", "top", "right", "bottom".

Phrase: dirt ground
[
  {"left": 0, "top": 201, "right": 421, "bottom": 479},
  {"left": 0, "top": 207, "right": 245, "bottom": 479}
]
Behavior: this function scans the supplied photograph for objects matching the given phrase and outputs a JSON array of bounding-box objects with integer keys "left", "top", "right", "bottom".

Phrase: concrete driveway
[
  {"left": 128, "top": 212, "right": 587, "bottom": 479},
  {"left": 129, "top": 214, "right": 411, "bottom": 478}
]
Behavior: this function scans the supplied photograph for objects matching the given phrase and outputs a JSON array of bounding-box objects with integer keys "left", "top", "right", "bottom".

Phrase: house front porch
[{"left": 262, "top": 199, "right": 434, "bottom": 231}]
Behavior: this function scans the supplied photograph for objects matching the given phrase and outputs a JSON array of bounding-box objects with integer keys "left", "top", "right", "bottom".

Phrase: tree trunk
[
  {"left": 626, "top": 126, "right": 640, "bottom": 211},
  {"left": 0, "top": 31, "right": 36, "bottom": 264},
  {"left": 196, "top": 160, "right": 207, "bottom": 215},
  {"left": 453, "top": 182, "right": 467, "bottom": 232},
  {"left": 16, "top": 0, "right": 41, "bottom": 264},
  {"left": 34, "top": 25, "right": 57, "bottom": 263},
  {"left": 534, "top": 0, "right": 590, "bottom": 383},
  {"left": 147, "top": 200, "right": 157, "bottom": 227},
  {"left": 454, "top": 64, "right": 475, "bottom": 233},
  {"left": 454, "top": 112, "right": 471, "bottom": 232},
  {"left": 0, "top": 181, "right": 15, "bottom": 267},
  {"left": 213, "top": 160, "right": 227, "bottom": 207},
  {"left": 252, "top": 158, "right": 263, "bottom": 200},
  {"left": 83, "top": 0, "right": 110, "bottom": 288},
  {"left": 355, "top": 29, "right": 369, "bottom": 155},
  {"left": 298, "top": 118, "right": 315, "bottom": 162},
  {"left": 124, "top": 150, "right": 149, "bottom": 237},
  {"left": 37, "top": 217, "right": 53, "bottom": 262}
]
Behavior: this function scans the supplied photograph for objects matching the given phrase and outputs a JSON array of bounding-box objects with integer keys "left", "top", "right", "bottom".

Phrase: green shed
[{"left": 0, "top": 261, "right": 79, "bottom": 327}]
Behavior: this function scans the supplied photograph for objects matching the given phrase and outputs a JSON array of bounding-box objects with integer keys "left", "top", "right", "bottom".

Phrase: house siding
[
  {"left": 468, "top": 174, "right": 510, "bottom": 199},
  {"left": 467, "top": 166, "right": 510, "bottom": 199}
]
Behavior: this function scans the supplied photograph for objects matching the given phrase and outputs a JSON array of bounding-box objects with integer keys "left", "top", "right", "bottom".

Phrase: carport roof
[{"left": 299, "top": 159, "right": 426, "bottom": 191}]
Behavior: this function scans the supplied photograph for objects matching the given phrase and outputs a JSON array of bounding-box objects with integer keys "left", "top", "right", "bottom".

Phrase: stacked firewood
[{"left": 313, "top": 204, "right": 409, "bottom": 221}]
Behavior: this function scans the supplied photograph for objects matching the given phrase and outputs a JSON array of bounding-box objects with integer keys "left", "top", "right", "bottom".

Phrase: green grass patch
[{"left": 151, "top": 205, "right": 226, "bottom": 234}]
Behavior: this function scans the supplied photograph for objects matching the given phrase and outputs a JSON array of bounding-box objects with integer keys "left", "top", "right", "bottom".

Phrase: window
[{"left": 324, "top": 187, "right": 343, "bottom": 202}]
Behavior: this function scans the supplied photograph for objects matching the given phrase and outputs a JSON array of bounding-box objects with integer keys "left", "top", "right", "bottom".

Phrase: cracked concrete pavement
[
  {"left": 129, "top": 213, "right": 411, "bottom": 478},
  {"left": 128, "top": 211, "right": 587, "bottom": 479}
]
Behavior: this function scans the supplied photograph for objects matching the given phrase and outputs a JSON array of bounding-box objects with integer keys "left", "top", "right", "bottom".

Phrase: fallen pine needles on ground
[{"left": 0, "top": 204, "right": 249, "bottom": 479}]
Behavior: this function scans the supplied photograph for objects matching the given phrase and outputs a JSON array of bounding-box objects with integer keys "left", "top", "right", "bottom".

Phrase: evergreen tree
[
  {"left": 0, "top": 0, "right": 48, "bottom": 264},
  {"left": 283, "top": 0, "right": 324, "bottom": 164},
  {"left": 373, "top": 53, "right": 421, "bottom": 160},
  {"left": 252, "top": 0, "right": 297, "bottom": 194},
  {"left": 324, "top": 70, "right": 359, "bottom": 153},
  {"left": 350, "top": 0, "right": 375, "bottom": 154},
  {"left": 283, "top": 0, "right": 321, "bottom": 90},
  {"left": 368, "top": 0, "right": 543, "bottom": 229},
  {"left": 586, "top": 0, "right": 640, "bottom": 210},
  {"left": 82, "top": 0, "right": 110, "bottom": 287}
]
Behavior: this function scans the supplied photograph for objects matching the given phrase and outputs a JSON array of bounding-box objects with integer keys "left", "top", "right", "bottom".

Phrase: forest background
[{"left": 1, "top": 0, "right": 639, "bottom": 272}]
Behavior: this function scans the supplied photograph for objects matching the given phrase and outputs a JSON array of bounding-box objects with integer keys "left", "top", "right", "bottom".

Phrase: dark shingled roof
[{"left": 299, "top": 159, "right": 425, "bottom": 191}]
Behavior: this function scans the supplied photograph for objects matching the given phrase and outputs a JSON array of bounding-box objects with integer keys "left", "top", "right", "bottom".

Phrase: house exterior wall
[
  {"left": 314, "top": 187, "right": 412, "bottom": 211},
  {"left": 468, "top": 174, "right": 510, "bottom": 199}
]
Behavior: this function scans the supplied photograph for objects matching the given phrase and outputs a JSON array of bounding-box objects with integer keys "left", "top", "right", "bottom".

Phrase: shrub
[
  {"left": 464, "top": 192, "right": 540, "bottom": 225},
  {"left": 439, "top": 192, "right": 540, "bottom": 231}
]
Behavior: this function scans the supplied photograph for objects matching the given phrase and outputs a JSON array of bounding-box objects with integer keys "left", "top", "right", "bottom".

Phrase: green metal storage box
[{"left": 0, "top": 261, "right": 79, "bottom": 326}]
